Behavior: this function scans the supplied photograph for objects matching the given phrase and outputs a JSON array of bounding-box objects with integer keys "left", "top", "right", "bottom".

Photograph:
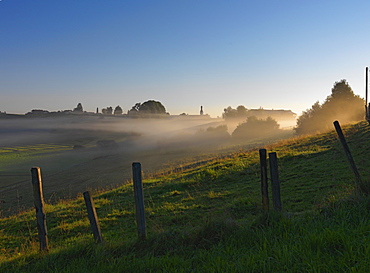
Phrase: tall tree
[
  {"left": 223, "top": 105, "right": 248, "bottom": 119},
  {"left": 106, "top": 107, "right": 113, "bottom": 115},
  {"left": 236, "top": 105, "right": 248, "bottom": 116},
  {"left": 73, "top": 103, "right": 83, "bottom": 113},
  {"left": 295, "top": 80, "right": 364, "bottom": 135},
  {"left": 128, "top": 100, "right": 167, "bottom": 115},
  {"left": 102, "top": 106, "right": 113, "bottom": 115},
  {"left": 139, "top": 100, "right": 166, "bottom": 114},
  {"left": 114, "top": 105, "right": 123, "bottom": 115}
]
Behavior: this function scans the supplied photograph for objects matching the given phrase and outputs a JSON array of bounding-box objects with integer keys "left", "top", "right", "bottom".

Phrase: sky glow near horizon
[{"left": 1, "top": 0, "right": 370, "bottom": 118}]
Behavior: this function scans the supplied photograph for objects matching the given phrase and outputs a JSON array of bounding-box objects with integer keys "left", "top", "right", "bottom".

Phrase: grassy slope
[{"left": 1, "top": 121, "right": 370, "bottom": 272}]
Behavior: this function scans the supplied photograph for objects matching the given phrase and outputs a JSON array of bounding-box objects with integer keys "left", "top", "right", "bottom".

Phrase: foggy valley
[
  {"left": 0, "top": 114, "right": 295, "bottom": 216},
  {"left": 0, "top": 79, "right": 362, "bottom": 217}
]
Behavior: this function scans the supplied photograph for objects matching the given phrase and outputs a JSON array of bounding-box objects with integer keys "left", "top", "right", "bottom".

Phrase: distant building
[
  {"left": 223, "top": 106, "right": 296, "bottom": 120},
  {"left": 247, "top": 109, "right": 296, "bottom": 119},
  {"left": 169, "top": 106, "right": 211, "bottom": 119},
  {"left": 26, "top": 109, "right": 50, "bottom": 115}
]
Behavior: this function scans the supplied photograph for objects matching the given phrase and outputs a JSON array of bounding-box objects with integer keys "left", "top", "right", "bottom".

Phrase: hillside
[{"left": 1, "top": 121, "right": 370, "bottom": 272}]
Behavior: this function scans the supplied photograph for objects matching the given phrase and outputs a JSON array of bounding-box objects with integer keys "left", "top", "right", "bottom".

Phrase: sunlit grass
[{"left": 1, "top": 121, "right": 370, "bottom": 271}]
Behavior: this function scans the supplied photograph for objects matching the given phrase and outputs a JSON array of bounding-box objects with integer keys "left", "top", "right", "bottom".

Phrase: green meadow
[{"left": 0, "top": 121, "right": 370, "bottom": 272}]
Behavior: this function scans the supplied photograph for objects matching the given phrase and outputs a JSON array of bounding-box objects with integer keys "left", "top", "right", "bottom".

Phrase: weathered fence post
[
  {"left": 333, "top": 120, "right": 362, "bottom": 187},
  {"left": 259, "top": 149, "right": 269, "bottom": 211},
  {"left": 269, "top": 152, "right": 282, "bottom": 211},
  {"left": 83, "top": 191, "right": 103, "bottom": 243},
  {"left": 366, "top": 67, "right": 369, "bottom": 121},
  {"left": 132, "top": 162, "right": 147, "bottom": 240},
  {"left": 31, "top": 167, "right": 49, "bottom": 252}
]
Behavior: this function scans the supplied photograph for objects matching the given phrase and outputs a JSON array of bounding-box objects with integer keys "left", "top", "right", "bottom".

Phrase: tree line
[
  {"left": 222, "top": 79, "right": 365, "bottom": 136},
  {"left": 29, "top": 100, "right": 168, "bottom": 116},
  {"left": 17, "top": 79, "right": 367, "bottom": 137},
  {"left": 78, "top": 100, "right": 168, "bottom": 116}
]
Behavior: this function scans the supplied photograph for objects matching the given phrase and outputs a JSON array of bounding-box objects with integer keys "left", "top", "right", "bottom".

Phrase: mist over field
[
  {"left": 0, "top": 115, "right": 296, "bottom": 148},
  {"left": 0, "top": 115, "right": 295, "bottom": 216}
]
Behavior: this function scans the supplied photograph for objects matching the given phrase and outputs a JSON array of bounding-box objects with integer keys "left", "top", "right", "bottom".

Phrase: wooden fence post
[
  {"left": 333, "top": 120, "right": 362, "bottom": 187},
  {"left": 366, "top": 67, "right": 368, "bottom": 121},
  {"left": 83, "top": 191, "right": 103, "bottom": 243},
  {"left": 132, "top": 162, "right": 147, "bottom": 240},
  {"left": 31, "top": 167, "right": 49, "bottom": 252},
  {"left": 269, "top": 153, "right": 282, "bottom": 211},
  {"left": 259, "top": 149, "right": 269, "bottom": 211}
]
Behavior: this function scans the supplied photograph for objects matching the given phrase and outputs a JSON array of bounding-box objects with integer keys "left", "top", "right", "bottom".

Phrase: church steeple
[{"left": 200, "top": 106, "right": 204, "bottom": 115}]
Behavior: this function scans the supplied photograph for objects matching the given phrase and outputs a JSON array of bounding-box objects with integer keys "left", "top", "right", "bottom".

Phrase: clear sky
[{"left": 1, "top": 0, "right": 370, "bottom": 118}]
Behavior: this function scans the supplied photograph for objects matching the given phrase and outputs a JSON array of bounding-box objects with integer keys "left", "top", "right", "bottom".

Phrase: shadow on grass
[{"left": 0, "top": 216, "right": 243, "bottom": 272}]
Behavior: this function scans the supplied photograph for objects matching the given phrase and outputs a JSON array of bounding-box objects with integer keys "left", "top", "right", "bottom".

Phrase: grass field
[
  {"left": 0, "top": 124, "right": 137, "bottom": 215},
  {"left": 1, "top": 119, "right": 370, "bottom": 272}
]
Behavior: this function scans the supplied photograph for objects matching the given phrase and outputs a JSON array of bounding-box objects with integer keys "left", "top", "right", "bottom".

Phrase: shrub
[{"left": 232, "top": 116, "right": 280, "bottom": 139}]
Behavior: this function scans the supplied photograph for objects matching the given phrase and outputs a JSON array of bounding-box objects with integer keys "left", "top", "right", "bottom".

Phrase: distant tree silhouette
[
  {"left": 102, "top": 106, "right": 113, "bottom": 115},
  {"left": 236, "top": 105, "right": 248, "bottom": 116},
  {"left": 139, "top": 100, "right": 166, "bottom": 114},
  {"left": 223, "top": 106, "right": 237, "bottom": 119},
  {"left": 114, "top": 105, "right": 123, "bottom": 115},
  {"left": 128, "top": 100, "right": 167, "bottom": 115},
  {"left": 295, "top": 80, "right": 364, "bottom": 135},
  {"left": 73, "top": 103, "right": 83, "bottom": 113},
  {"left": 128, "top": 103, "right": 141, "bottom": 115},
  {"left": 223, "top": 105, "right": 248, "bottom": 119},
  {"left": 232, "top": 116, "right": 280, "bottom": 139}
]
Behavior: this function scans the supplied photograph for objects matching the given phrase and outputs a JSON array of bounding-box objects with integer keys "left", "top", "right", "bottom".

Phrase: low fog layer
[
  {"left": 0, "top": 116, "right": 221, "bottom": 145},
  {"left": 0, "top": 115, "right": 295, "bottom": 216},
  {"left": 0, "top": 115, "right": 297, "bottom": 148}
]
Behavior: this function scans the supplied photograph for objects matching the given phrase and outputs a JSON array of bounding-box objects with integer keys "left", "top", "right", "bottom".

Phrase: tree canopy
[
  {"left": 295, "top": 80, "right": 364, "bottom": 135},
  {"left": 73, "top": 103, "right": 83, "bottom": 113},
  {"left": 102, "top": 106, "right": 113, "bottom": 115},
  {"left": 128, "top": 100, "right": 167, "bottom": 115},
  {"left": 139, "top": 100, "right": 166, "bottom": 114},
  {"left": 223, "top": 105, "right": 248, "bottom": 119},
  {"left": 232, "top": 116, "right": 280, "bottom": 139},
  {"left": 114, "top": 105, "right": 123, "bottom": 115}
]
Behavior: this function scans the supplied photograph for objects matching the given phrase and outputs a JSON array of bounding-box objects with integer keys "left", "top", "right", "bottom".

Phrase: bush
[
  {"left": 232, "top": 116, "right": 280, "bottom": 139},
  {"left": 195, "top": 125, "right": 231, "bottom": 142}
]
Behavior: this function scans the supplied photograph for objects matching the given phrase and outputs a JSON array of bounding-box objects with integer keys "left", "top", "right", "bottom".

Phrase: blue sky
[{"left": 1, "top": 0, "right": 370, "bottom": 117}]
